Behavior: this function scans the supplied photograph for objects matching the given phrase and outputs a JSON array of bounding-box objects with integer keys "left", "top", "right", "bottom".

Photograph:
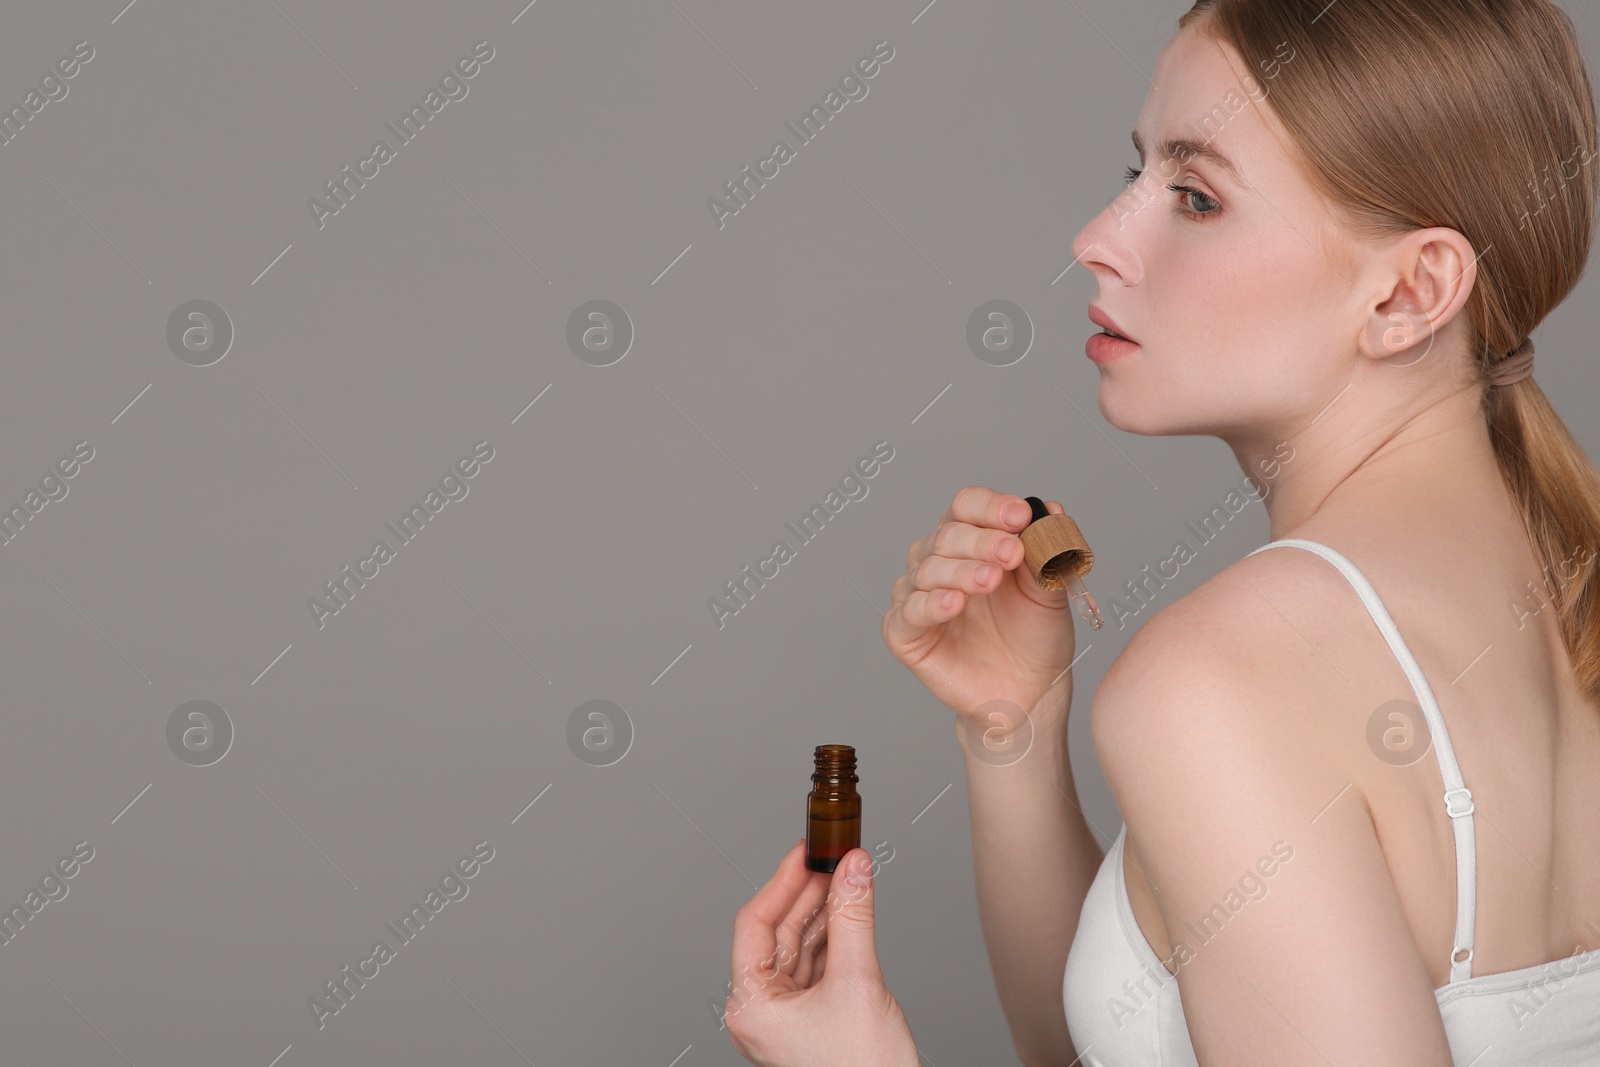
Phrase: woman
[{"left": 725, "top": 1, "right": 1600, "bottom": 1063}]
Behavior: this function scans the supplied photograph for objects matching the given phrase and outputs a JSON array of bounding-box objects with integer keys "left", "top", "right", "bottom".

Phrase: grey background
[{"left": 1, "top": 1, "right": 1596, "bottom": 1064}]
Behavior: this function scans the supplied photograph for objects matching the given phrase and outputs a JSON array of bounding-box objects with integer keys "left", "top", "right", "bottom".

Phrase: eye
[
  {"left": 1167, "top": 182, "right": 1221, "bottom": 220},
  {"left": 1121, "top": 166, "right": 1222, "bottom": 220}
]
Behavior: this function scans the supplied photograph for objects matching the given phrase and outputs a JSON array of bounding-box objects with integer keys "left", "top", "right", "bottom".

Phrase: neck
[{"left": 1228, "top": 381, "right": 1502, "bottom": 540}]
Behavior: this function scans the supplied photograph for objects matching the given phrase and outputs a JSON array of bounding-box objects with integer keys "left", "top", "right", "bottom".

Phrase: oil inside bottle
[{"left": 805, "top": 744, "right": 860, "bottom": 873}]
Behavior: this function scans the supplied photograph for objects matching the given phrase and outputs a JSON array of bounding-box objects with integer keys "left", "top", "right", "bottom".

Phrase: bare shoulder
[
  {"left": 1089, "top": 541, "right": 1369, "bottom": 777},
  {"left": 1085, "top": 542, "right": 1458, "bottom": 1061}
]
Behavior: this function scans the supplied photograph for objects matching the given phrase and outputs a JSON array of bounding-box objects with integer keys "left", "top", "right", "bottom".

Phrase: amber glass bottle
[{"left": 805, "top": 744, "right": 861, "bottom": 873}]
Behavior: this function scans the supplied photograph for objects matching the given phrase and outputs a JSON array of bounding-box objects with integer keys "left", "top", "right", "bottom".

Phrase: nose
[{"left": 1070, "top": 190, "right": 1141, "bottom": 286}]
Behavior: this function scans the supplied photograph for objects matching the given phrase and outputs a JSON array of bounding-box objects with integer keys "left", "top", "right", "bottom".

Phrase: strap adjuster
[{"left": 1444, "top": 787, "right": 1474, "bottom": 818}]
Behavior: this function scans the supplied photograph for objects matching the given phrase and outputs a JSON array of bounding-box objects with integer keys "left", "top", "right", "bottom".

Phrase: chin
[
  {"left": 1094, "top": 381, "right": 1207, "bottom": 439},
  {"left": 1093, "top": 380, "right": 1160, "bottom": 436}
]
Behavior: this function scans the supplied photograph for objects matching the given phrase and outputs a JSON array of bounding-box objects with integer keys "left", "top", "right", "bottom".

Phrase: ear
[{"left": 1358, "top": 227, "right": 1479, "bottom": 370}]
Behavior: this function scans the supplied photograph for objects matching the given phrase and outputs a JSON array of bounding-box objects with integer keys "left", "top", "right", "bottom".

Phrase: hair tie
[{"left": 1490, "top": 338, "right": 1535, "bottom": 386}]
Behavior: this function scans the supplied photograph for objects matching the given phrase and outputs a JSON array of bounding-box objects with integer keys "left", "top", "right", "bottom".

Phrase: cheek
[
  {"left": 1116, "top": 242, "right": 1327, "bottom": 433},
  {"left": 1144, "top": 236, "right": 1259, "bottom": 361},
  {"left": 1156, "top": 231, "right": 1327, "bottom": 361}
]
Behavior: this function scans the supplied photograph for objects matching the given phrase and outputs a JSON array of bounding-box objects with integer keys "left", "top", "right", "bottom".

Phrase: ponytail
[{"left": 1485, "top": 376, "right": 1600, "bottom": 701}]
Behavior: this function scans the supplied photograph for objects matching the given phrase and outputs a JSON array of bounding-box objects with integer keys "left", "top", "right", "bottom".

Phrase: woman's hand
[
  {"left": 883, "top": 487, "right": 1078, "bottom": 728},
  {"left": 725, "top": 841, "right": 918, "bottom": 1067}
]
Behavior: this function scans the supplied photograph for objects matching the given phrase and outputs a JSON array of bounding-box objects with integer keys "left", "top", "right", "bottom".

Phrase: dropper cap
[{"left": 1018, "top": 496, "right": 1102, "bottom": 630}]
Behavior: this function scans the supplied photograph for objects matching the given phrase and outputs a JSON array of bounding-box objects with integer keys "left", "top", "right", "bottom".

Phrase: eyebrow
[{"left": 1132, "top": 129, "right": 1245, "bottom": 187}]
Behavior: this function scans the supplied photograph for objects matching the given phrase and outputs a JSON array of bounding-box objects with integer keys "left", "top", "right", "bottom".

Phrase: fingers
[
  {"left": 886, "top": 489, "right": 1070, "bottom": 648},
  {"left": 896, "top": 550, "right": 1014, "bottom": 605},
  {"left": 775, "top": 868, "right": 834, "bottom": 981},
  {"left": 805, "top": 939, "right": 828, "bottom": 986},
  {"left": 882, "top": 587, "right": 956, "bottom": 642},
  {"left": 907, "top": 487, "right": 1068, "bottom": 577},
  {"left": 730, "top": 840, "right": 812, "bottom": 989},
  {"left": 889, "top": 559, "right": 993, "bottom": 634},
  {"left": 895, "top": 520, "right": 1026, "bottom": 633},
  {"left": 919, "top": 522, "right": 1025, "bottom": 576},
  {"left": 937, "top": 486, "right": 1039, "bottom": 535},
  {"left": 819, "top": 849, "right": 883, "bottom": 988},
  {"left": 911, "top": 491, "right": 1031, "bottom": 570},
  {"left": 788, "top": 858, "right": 864, "bottom": 987}
]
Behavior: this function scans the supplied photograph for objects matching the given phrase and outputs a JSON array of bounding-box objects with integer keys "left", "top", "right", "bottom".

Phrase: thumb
[{"left": 823, "top": 849, "right": 883, "bottom": 985}]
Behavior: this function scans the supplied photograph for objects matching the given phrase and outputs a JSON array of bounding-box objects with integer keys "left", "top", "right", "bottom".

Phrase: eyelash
[{"left": 1122, "top": 165, "right": 1222, "bottom": 220}]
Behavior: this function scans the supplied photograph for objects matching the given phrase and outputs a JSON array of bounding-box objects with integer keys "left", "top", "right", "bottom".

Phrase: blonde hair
[{"left": 1179, "top": 0, "right": 1600, "bottom": 702}]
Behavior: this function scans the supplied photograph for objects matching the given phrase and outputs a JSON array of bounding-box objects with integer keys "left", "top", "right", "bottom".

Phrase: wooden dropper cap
[{"left": 1017, "top": 496, "right": 1094, "bottom": 590}]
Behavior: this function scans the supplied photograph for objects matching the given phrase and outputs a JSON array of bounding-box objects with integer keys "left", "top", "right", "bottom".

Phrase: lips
[{"left": 1088, "top": 305, "right": 1136, "bottom": 343}]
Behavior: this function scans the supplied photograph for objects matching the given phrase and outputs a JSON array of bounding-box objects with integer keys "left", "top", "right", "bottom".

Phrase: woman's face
[{"left": 1071, "top": 25, "right": 1363, "bottom": 445}]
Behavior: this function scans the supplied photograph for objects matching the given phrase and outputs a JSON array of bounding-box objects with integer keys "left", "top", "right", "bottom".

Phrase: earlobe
[{"left": 1362, "top": 299, "right": 1437, "bottom": 369}]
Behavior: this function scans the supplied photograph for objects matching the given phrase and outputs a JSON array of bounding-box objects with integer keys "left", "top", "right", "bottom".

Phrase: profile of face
[{"left": 1070, "top": 23, "right": 1469, "bottom": 444}]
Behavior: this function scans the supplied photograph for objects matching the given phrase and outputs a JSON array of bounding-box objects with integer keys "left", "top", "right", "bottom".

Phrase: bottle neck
[{"left": 812, "top": 755, "right": 857, "bottom": 797}]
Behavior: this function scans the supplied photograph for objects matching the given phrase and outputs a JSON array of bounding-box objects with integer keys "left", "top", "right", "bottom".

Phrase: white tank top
[{"left": 1062, "top": 537, "right": 1600, "bottom": 1065}]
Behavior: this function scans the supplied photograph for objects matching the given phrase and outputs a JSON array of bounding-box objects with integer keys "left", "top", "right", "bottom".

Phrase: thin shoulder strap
[{"left": 1246, "top": 537, "right": 1478, "bottom": 983}]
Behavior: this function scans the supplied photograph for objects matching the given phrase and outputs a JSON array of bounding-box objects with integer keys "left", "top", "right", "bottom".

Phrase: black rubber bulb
[{"left": 1024, "top": 496, "right": 1049, "bottom": 524}]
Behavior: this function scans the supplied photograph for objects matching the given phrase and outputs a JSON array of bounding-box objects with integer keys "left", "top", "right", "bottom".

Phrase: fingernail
[
  {"left": 1003, "top": 503, "right": 1029, "bottom": 527},
  {"left": 975, "top": 564, "right": 997, "bottom": 585},
  {"left": 846, "top": 852, "right": 872, "bottom": 889}
]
